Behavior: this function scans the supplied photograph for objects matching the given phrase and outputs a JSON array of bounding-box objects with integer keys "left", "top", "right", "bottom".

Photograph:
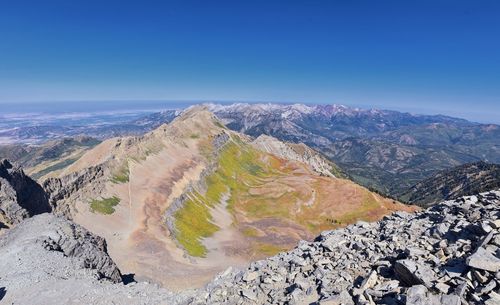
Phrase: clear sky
[{"left": 0, "top": 1, "right": 499, "bottom": 123}]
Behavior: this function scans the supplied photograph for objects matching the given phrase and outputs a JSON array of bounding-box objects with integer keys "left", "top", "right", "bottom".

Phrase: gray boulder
[
  {"left": 394, "top": 259, "right": 435, "bottom": 288},
  {"left": 466, "top": 247, "right": 500, "bottom": 272}
]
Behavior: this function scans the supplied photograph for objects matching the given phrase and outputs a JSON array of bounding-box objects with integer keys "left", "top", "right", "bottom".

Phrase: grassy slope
[
  {"left": 174, "top": 137, "right": 272, "bottom": 257},
  {"left": 30, "top": 157, "right": 79, "bottom": 180},
  {"left": 174, "top": 135, "right": 410, "bottom": 258}
]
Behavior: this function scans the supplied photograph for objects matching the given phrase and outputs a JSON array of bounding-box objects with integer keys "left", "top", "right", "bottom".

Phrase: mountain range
[
  {"left": 1, "top": 103, "right": 500, "bottom": 304},
  {"left": 2, "top": 102, "right": 499, "bottom": 205},
  {"left": 19, "top": 106, "right": 412, "bottom": 290},
  {"left": 207, "top": 103, "right": 500, "bottom": 202}
]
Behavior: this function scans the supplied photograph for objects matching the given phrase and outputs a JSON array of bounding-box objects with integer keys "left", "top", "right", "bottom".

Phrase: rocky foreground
[
  {"left": 1, "top": 189, "right": 500, "bottom": 304},
  {"left": 189, "top": 190, "right": 500, "bottom": 305}
]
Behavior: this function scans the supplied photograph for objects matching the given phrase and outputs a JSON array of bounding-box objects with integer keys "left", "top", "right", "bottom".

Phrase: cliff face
[
  {"left": 42, "top": 164, "right": 108, "bottom": 218},
  {"left": 251, "top": 134, "right": 344, "bottom": 178},
  {"left": 0, "top": 159, "right": 51, "bottom": 226}
]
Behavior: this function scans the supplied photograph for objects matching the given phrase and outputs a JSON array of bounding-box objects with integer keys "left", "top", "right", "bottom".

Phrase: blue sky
[{"left": 0, "top": 0, "right": 499, "bottom": 123}]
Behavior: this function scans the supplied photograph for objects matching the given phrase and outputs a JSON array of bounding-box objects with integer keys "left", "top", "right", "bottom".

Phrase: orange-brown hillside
[{"left": 55, "top": 106, "right": 417, "bottom": 290}]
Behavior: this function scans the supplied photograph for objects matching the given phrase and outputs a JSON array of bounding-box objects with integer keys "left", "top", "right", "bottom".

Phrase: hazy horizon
[
  {"left": 1, "top": 1, "right": 499, "bottom": 124},
  {"left": 0, "top": 99, "right": 498, "bottom": 125}
]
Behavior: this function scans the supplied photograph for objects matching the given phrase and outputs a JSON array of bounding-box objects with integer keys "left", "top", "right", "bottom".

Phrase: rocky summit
[{"left": 1, "top": 189, "right": 500, "bottom": 304}]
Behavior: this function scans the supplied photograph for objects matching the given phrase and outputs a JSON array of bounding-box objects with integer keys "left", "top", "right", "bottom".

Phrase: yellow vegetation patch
[
  {"left": 174, "top": 192, "right": 219, "bottom": 257},
  {"left": 256, "top": 243, "right": 288, "bottom": 256},
  {"left": 173, "top": 137, "right": 273, "bottom": 257},
  {"left": 242, "top": 227, "right": 261, "bottom": 237}
]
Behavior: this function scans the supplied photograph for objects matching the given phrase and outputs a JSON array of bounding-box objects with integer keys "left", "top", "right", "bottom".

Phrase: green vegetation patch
[
  {"left": 256, "top": 243, "right": 288, "bottom": 256},
  {"left": 173, "top": 138, "right": 274, "bottom": 257},
  {"left": 111, "top": 162, "right": 130, "bottom": 183},
  {"left": 90, "top": 196, "right": 121, "bottom": 214},
  {"left": 215, "top": 121, "right": 227, "bottom": 129},
  {"left": 242, "top": 227, "right": 260, "bottom": 237},
  {"left": 329, "top": 163, "right": 347, "bottom": 179}
]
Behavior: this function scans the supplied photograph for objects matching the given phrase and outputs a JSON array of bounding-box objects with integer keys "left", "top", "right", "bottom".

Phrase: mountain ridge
[
  {"left": 207, "top": 103, "right": 500, "bottom": 201},
  {"left": 3, "top": 102, "right": 497, "bottom": 205},
  {"left": 399, "top": 161, "right": 500, "bottom": 206},
  {"left": 34, "top": 106, "right": 414, "bottom": 290}
]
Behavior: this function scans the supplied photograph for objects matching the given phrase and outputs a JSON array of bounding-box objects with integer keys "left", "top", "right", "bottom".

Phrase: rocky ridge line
[{"left": 251, "top": 134, "right": 341, "bottom": 178}]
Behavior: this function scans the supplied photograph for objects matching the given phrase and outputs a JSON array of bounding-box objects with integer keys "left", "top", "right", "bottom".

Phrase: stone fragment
[
  {"left": 353, "top": 270, "right": 378, "bottom": 295},
  {"left": 243, "top": 271, "right": 259, "bottom": 282},
  {"left": 434, "top": 282, "right": 450, "bottom": 294},
  {"left": 241, "top": 288, "right": 257, "bottom": 301},
  {"left": 480, "top": 280, "right": 496, "bottom": 295},
  {"left": 485, "top": 291, "right": 500, "bottom": 305},
  {"left": 394, "top": 259, "right": 435, "bottom": 288},
  {"left": 319, "top": 290, "right": 354, "bottom": 305},
  {"left": 406, "top": 285, "right": 431, "bottom": 305},
  {"left": 439, "top": 294, "right": 461, "bottom": 305},
  {"left": 466, "top": 247, "right": 500, "bottom": 272}
]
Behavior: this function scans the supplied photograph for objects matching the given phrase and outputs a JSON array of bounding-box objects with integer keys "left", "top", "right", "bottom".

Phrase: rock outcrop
[
  {"left": 187, "top": 190, "right": 500, "bottom": 305},
  {"left": 0, "top": 159, "right": 50, "bottom": 225},
  {"left": 42, "top": 164, "right": 108, "bottom": 218},
  {"left": 0, "top": 211, "right": 196, "bottom": 305},
  {"left": 0, "top": 213, "right": 122, "bottom": 283},
  {"left": 252, "top": 134, "right": 344, "bottom": 178}
]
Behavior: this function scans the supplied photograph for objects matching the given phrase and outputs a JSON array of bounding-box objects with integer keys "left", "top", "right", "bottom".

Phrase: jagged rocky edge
[
  {"left": 164, "top": 131, "right": 231, "bottom": 252},
  {"left": 251, "top": 134, "right": 339, "bottom": 178},
  {"left": 42, "top": 164, "right": 109, "bottom": 218},
  {"left": 0, "top": 159, "right": 51, "bottom": 226},
  {"left": 183, "top": 190, "right": 500, "bottom": 305}
]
